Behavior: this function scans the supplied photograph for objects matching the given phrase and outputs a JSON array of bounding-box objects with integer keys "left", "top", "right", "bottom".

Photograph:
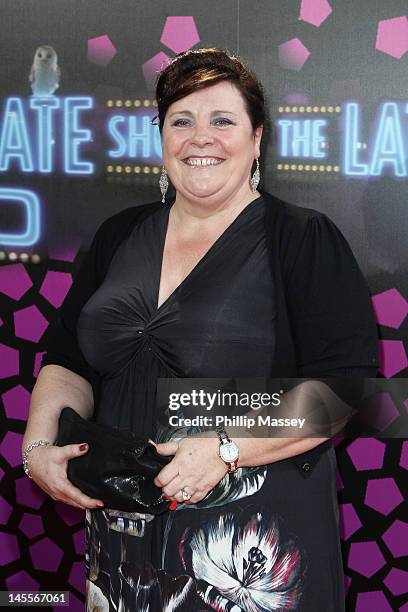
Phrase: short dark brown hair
[{"left": 154, "top": 47, "right": 268, "bottom": 134}]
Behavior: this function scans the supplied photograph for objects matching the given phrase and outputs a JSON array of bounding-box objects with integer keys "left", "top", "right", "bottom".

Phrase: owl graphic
[{"left": 29, "top": 45, "right": 61, "bottom": 97}]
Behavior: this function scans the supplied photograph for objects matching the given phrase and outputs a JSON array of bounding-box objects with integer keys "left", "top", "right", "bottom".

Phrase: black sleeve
[
  {"left": 285, "top": 212, "right": 379, "bottom": 378},
  {"left": 39, "top": 218, "right": 111, "bottom": 397}
]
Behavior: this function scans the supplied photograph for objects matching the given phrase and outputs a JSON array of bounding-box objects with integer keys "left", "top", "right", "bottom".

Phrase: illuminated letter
[
  {"left": 0, "top": 98, "right": 34, "bottom": 172},
  {"left": 153, "top": 125, "right": 163, "bottom": 158},
  {"left": 63, "top": 97, "right": 94, "bottom": 174},
  {"left": 108, "top": 116, "right": 127, "bottom": 158},
  {"left": 0, "top": 188, "right": 40, "bottom": 246},
  {"left": 292, "top": 120, "right": 311, "bottom": 157},
  {"left": 277, "top": 120, "right": 292, "bottom": 157},
  {"left": 311, "top": 120, "right": 327, "bottom": 158},
  {"left": 30, "top": 97, "right": 60, "bottom": 173},
  {"left": 128, "top": 116, "right": 153, "bottom": 158},
  {"left": 370, "top": 102, "right": 406, "bottom": 177},
  {"left": 343, "top": 103, "right": 368, "bottom": 175}
]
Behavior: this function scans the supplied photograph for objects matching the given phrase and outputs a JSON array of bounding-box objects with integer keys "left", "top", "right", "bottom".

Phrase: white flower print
[{"left": 180, "top": 506, "right": 306, "bottom": 611}]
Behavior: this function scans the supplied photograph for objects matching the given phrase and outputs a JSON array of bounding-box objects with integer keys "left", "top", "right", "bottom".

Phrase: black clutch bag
[{"left": 56, "top": 407, "right": 173, "bottom": 514}]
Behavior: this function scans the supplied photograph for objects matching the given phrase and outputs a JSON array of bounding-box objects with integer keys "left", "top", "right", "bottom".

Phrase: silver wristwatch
[{"left": 216, "top": 428, "right": 239, "bottom": 472}]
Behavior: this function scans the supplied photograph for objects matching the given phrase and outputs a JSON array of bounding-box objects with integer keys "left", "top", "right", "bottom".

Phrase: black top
[
  {"left": 75, "top": 195, "right": 275, "bottom": 433},
  {"left": 40, "top": 190, "right": 379, "bottom": 471}
]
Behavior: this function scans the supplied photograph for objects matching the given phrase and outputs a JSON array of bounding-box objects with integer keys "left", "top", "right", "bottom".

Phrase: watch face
[{"left": 219, "top": 441, "right": 239, "bottom": 462}]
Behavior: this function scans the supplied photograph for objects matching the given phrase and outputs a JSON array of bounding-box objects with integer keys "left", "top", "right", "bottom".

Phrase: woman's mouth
[{"left": 183, "top": 157, "right": 225, "bottom": 167}]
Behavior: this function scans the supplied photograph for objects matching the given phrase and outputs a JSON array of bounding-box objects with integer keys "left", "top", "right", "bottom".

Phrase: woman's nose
[{"left": 191, "top": 124, "right": 214, "bottom": 145}]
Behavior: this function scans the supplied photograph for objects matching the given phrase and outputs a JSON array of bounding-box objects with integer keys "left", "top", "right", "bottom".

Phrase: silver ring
[{"left": 180, "top": 488, "right": 192, "bottom": 501}]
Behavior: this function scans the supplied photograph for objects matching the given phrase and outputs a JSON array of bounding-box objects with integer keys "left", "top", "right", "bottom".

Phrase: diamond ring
[{"left": 180, "top": 488, "right": 192, "bottom": 501}]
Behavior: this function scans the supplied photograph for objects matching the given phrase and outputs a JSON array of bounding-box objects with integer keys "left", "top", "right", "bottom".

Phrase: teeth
[{"left": 185, "top": 158, "right": 223, "bottom": 166}]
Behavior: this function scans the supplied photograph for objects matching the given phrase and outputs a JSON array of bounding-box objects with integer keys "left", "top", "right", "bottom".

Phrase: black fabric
[{"left": 41, "top": 190, "right": 378, "bottom": 382}]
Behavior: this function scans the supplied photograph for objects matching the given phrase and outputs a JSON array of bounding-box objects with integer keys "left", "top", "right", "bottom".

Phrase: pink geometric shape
[
  {"left": 0, "top": 263, "right": 33, "bottom": 300},
  {"left": 87, "top": 35, "right": 117, "bottom": 67},
  {"left": 54, "top": 501, "right": 85, "bottom": 526},
  {"left": 0, "top": 532, "right": 20, "bottom": 565},
  {"left": 364, "top": 477, "right": 403, "bottom": 515},
  {"left": 5, "top": 570, "right": 39, "bottom": 591},
  {"left": 142, "top": 51, "right": 171, "bottom": 93},
  {"left": 284, "top": 92, "right": 311, "bottom": 105},
  {"left": 400, "top": 440, "right": 408, "bottom": 470},
  {"left": 19, "top": 513, "right": 44, "bottom": 539},
  {"left": 0, "top": 432, "right": 24, "bottom": 467},
  {"left": 2, "top": 384, "right": 31, "bottom": 420},
  {"left": 15, "top": 477, "right": 47, "bottom": 510},
  {"left": 0, "top": 497, "right": 13, "bottom": 524},
  {"left": 299, "top": 0, "right": 332, "bottom": 27},
  {"left": 356, "top": 590, "right": 392, "bottom": 612},
  {"left": 39, "top": 271, "right": 72, "bottom": 308},
  {"left": 34, "top": 351, "right": 46, "bottom": 378},
  {"left": 0, "top": 343, "right": 19, "bottom": 378},
  {"left": 14, "top": 305, "right": 48, "bottom": 343},
  {"left": 48, "top": 243, "right": 80, "bottom": 262},
  {"left": 73, "top": 527, "right": 86, "bottom": 555},
  {"left": 68, "top": 560, "right": 85, "bottom": 592},
  {"left": 160, "top": 16, "right": 200, "bottom": 53},
  {"left": 339, "top": 503, "right": 362, "bottom": 540},
  {"left": 383, "top": 568, "right": 408, "bottom": 596},
  {"left": 376, "top": 16, "right": 408, "bottom": 59},
  {"left": 382, "top": 519, "right": 408, "bottom": 558},
  {"left": 279, "top": 38, "right": 311, "bottom": 71},
  {"left": 348, "top": 541, "right": 386, "bottom": 577},
  {"left": 347, "top": 438, "right": 386, "bottom": 470},
  {"left": 372, "top": 288, "right": 408, "bottom": 329},
  {"left": 30, "top": 537, "right": 63, "bottom": 571},
  {"left": 344, "top": 574, "right": 351, "bottom": 595},
  {"left": 378, "top": 339, "right": 408, "bottom": 377}
]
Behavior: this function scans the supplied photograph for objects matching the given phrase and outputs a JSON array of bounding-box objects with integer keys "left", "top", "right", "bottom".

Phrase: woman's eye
[
  {"left": 214, "top": 118, "right": 232, "bottom": 126},
  {"left": 173, "top": 119, "right": 191, "bottom": 127}
]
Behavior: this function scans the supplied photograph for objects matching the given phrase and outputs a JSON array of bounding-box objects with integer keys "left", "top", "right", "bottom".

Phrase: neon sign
[
  {"left": 277, "top": 101, "right": 408, "bottom": 177},
  {"left": 277, "top": 119, "right": 327, "bottom": 158},
  {"left": 0, "top": 188, "right": 40, "bottom": 246},
  {"left": 0, "top": 96, "right": 161, "bottom": 174}
]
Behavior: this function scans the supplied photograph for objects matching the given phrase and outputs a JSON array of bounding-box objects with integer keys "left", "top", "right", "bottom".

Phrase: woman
[{"left": 23, "top": 48, "right": 378, "bottom": 611}]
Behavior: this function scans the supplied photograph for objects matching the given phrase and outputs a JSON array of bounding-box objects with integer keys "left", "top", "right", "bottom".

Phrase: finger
[
  {"left": 161, "top": 474, "right": 184, "bottom": 498},
  {"left": 154, "top": 461, "right": 180, "bottom": 487},
  {"left": 59, "top": 443, "right": 89, "bottom": 460},
  {"left": 57, "top": 497, "right": 86, "bottom": 510},
  {"left": 174, "top": 487, "right": 196, "bottom": 504},
  {"left": 186, "top": 489, "right": 208, "bottom": 505},
  {"left": 59, "top": 481, "right": 104, "bottom": 509},
  {"left": 154, "top": 441, "right": 179, "bottom": 456}
]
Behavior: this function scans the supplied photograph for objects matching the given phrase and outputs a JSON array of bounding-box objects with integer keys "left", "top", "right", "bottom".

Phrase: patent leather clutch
[{"left": 56, "top": 407, "right": 172, "bottom": 514}]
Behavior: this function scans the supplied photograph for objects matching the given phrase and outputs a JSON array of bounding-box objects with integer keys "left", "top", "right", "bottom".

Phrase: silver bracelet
[{"left": 22, "top": 440, "right": 53, "bottom": 479}]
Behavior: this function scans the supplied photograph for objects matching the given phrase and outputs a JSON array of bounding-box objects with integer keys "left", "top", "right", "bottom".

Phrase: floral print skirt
[{"left": 85, "top": 444, "right": 345, "bottom": 612}]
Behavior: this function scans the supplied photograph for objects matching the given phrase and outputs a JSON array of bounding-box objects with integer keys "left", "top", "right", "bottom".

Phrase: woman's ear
[{"left": 254, "top": 125, "right": 263, "bottom": 158}]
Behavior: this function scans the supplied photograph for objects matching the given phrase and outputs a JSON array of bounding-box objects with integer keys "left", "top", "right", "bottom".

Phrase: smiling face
[{"left": 161, "top": 80, "right": 263, "bottom": 208}]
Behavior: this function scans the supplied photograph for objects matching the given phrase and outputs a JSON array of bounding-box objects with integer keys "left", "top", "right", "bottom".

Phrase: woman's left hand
[{"left": 153, "top": 435, "right": 229, "bottom": 504}]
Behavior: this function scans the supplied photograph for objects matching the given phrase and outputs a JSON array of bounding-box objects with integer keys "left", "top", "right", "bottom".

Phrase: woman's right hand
[{"left": 26, "top": 443, "right": 104, "bottom": 510}]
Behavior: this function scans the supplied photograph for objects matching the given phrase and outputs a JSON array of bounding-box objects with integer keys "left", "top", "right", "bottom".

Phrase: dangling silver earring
[
  {"left": 250, "top": 158, "right": 260, "bottom": 192},
  {"left": 159, "top": 167, "right": 168, "bottom": 203}
]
